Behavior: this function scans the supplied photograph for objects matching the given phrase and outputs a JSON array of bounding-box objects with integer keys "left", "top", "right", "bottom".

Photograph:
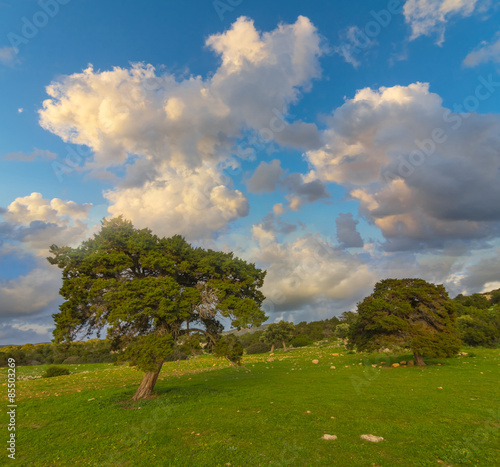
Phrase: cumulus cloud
[
  {"left": 105, "top": 164, "right": 249, "bottom": 240},
  {"left": 38, "top": 16, "right": 324, "bottom": 238},
  {"left": 403, "top": 0, "right": 481, "bottom": 44},
  {"left": 336, "top": 213, "right": 364, "bottom": 248},
  {"left": 458, "top": 249, "right": 500, "bottom": 293},
  {"left": 247, "top": 159, "right": 284, "bottom": 193},
  {"left": 463, "top": 33, "right": 500, "bottom": 67},
  {"left": 1, "top": 192, "right": 93, "bottom": 254},
  {"left": 247, "top": 159, "right": 329, "bottom": 210},
  {"left": 306, "top": 82, "right": 500, "bottom": 250},
  {"left": 251, "top": 230, "right": 376, "bottom": 313},
  {"left": 0, "top": 46, "right": 18, "bottom": 66},
  {"left": 5, "top": 148, "right": 57, "bottom": 162},
  {"left": 0, "top": 260, "right": 61, "bottom": 318}
]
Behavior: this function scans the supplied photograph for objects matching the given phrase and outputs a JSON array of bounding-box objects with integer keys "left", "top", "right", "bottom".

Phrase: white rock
[
  {"left": 360, "top": 434, "right": 384, "bottom": 443},
  {"left": 322, "top": 434, "right": 337, "bottom": 440},
  {"left": 312, "top": 359, "right": 319, "bottom": 364}
]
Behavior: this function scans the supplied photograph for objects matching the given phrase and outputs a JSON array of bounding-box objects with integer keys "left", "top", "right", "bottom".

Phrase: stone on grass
[
  {"left": 322, "top": 434, "right": 337, "bottom": 440},
  {"left": 392, "top": 363, "right": 400, "bottom": 368},
  {"left": 360, "top": 434, "right": 384, "bottom": 442},
  {"left": 400, "top": 361, "right": 406, "bottom": 365},
  {"left": 312, "top": 359, "right": 319, "bottom": 364}
]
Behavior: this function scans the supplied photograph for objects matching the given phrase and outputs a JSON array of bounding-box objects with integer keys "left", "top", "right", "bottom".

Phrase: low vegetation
[{"left": 2, "top": 344, "right": 498, "bottom": 466}]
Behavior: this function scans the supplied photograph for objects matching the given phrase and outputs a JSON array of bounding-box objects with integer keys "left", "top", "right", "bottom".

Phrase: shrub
[
  {"left": 290, "top": 335, "right": 313, "bottom": 348},
  {"left": 245, "top": 342, "right": 272, "bottom": 355},
  {"left": 43, "top": 366, "right": 71, "bottom": 378},
  {"left": 62, "top": 356, "right": 81, "bottom": 364}
]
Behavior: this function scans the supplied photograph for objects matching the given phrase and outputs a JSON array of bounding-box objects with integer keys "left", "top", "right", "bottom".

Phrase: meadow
[{"left": 1, "top": 345, "right": 499, "bottom": 466}]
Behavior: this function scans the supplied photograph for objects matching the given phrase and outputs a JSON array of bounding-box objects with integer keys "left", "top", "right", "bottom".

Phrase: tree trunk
[
  {"left": 270, "top": 343, "right": 275, "bottom": 353},
  {"left": 133, "top": 361, "right": 163, "bottom": 401},
  {"left": 282, "top": 340, "right": 287, "bottom": 352},
  {"left": 413, "top": 352, "right": 426, "bottom": 367}
]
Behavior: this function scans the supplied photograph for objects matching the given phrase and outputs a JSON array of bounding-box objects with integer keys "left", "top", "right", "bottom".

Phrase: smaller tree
[
  {"left": 349, "top": 279, "right": 461, "bottom": 366},
  {"left": 334, "top": 323, "right": 350, "bottom": 346},
  {"left": 260, "top": 321, "right": 295, "bottom": 352}
]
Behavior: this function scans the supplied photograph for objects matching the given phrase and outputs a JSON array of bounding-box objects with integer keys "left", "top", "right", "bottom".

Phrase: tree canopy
[
  {"left": 349, "top": 278, "right": 461, "bottom": 366},
  {"left": 260, "top": 320, "right": 295, "bottom": 352},
  {"left": 47, "top": 217, "right": 267, "bottom": 399}
]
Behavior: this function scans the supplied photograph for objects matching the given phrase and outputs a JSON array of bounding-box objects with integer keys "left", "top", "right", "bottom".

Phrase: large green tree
[
  {"left": 47, "top": 217, "right": 267, "bottom": 399},
  {"left": 349, "top": 278, "right": 461, "bottom": 366},
  {"left": 260, "top": 320, "right": 295, "bottom": 352}
]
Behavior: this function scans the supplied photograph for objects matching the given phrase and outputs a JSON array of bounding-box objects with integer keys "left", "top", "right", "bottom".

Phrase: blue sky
[{"left": 1, "top": 0, "right": 500, "bottom": 344}]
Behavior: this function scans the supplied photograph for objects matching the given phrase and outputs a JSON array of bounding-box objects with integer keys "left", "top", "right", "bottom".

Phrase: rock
[
  {"left": 330, "top": 366, "right": 336, "bottom": 369},
  {"left": 382, "top": 348, "right": 391, "bottom": 353},
  {"left": 392, "top": 363, "right": 400, "bottom": 368},
  {"left": 459, "top": 352, "right": 468, "bottom": 356},
  {"left": 400, "top": 361, "right": 406, "bottom": 365},
  {"left": 322, "top": 434, "right": 337, "bottom": 440},
  {"left": 267, "top": 358, "right": 274, "bottom": 362},
  {"left": 360, "top": 434, "right": 384, "bottom": 443},
  {"left": 407, "top": 360, "right": 414, "bottom": 366},
  {"left": 332, "top": 353, "right": 339, "bottom": 356},
  {"left": 371, "top": 364, "right": 377, "bottom": 367},
  {"left": 312, "top": 359, "right": 319, "bottom": 364}
]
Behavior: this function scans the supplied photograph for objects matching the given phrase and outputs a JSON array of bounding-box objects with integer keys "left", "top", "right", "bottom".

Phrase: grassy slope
[{"left": 1, "top": 346, "right": 499, "bottom": 466}]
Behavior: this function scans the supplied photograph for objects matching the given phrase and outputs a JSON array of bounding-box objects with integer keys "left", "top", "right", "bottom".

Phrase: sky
[{"left": 1, "top": 0, "right": 500, "bottom": 345}]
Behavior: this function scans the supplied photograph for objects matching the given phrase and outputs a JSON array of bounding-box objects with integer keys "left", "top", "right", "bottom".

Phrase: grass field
[{"left": 1, "top": 345, "right": 499, "bottom": 466}]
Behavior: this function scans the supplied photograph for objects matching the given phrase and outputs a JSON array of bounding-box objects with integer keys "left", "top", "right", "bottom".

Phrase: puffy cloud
[
  {"left": 0, "top": 46, "right": 18, "bottom": 66},
  {"left": 458, "top": 249, "right": 500, "bottom": 293},
  {"left": 247, "top": 159, "right": 329, "bottom": 210},
  {"left": 306, "top": 82, "right": 500, "bottom": 250},
  {"left": 5, "top": 148, "right": 57, "bottom": 162},
  {"left": 2, "top": 193, "right": 93, "bottom": 254},
  {"left": 38, "top": 16, "right": 324, "bottom": 238},
  {"left": 39, "top": 17, "right": 323, "bottom": 171},
  {"left": 463, "top": 33, "right": 500, "bottom": 67},
  {"left": 247, "top": 159, "right": 283, "bottom": 193},
  {"left": 336, "top": 213, "right": 364, "bottom": 248},
  {"left": 251, "top": 233, "right": 376, "bottom": 313},
  {"left": 403, "top": 0, "right": 480, "bottom": 44},
  {"left": 0, "top": 260, "right": 61, "bottom": 318},
  {"left": 105, "top": 164, "right": 249, "bottom": 240}
]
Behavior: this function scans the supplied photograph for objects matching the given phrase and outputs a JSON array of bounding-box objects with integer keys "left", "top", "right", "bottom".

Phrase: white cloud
[
  {"left": 463, "top": 33, "right": 500, "bottom": 67},
  {"left": 306, "top": 82, "right": 500, "bottom": 250},
  {"left": 250, "top": 232, "right": 376, "bottom": 312},
  {"left": 0, "top": 261, "right": 61, "bottom": 318},
  {"left": 0, "top": 46, "right": 18, "bottom": 66},
  {"left": 403, "top": 0, "right": 480, "bottom": 44},
  {"left": 38, "top": 16, "right": 324, "bottom": 239},
  {"left": 2, "top": 192, "right": 93, "bottom": 254},
  {"left": 105, "top": 164, "right": 249, "bottom": 240}
]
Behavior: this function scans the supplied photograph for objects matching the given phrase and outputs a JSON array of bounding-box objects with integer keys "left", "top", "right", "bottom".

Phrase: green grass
[{"left": 1, "top": 346, "right": 499, "bottom": 466}]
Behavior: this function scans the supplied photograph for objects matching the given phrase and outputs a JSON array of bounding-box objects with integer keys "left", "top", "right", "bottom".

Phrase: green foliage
[
  {"left": 245, "top": 342, "right": 272, "bottom": 354},
  {"left": 47, "top": 217, "right": 266, "bottom": 375},
  {"left": 43, "top": 366, "right": 71, "bottom": 378},
  {"left": 238, "top": 330, "right": 265, "bottom": 348},
  {"left": 213, "top": 335, "right": 244, "bottom": 365},
  {"left": 350, "top": 278, "right": 461, "bottom": 362},
  {"left": 334, "top": 323, "right": 350, "bottom": 340},
  {"left": 455, "top": 310, "right": 500, "bottom": 347},
  {"left": 454, "top": 293, "right": 490, "bottom": 310},
  {"left": 489, "top": 289, "right": 500, "bottom": 305},
  {"left": 293, "top": 317, "right": 340, "bottom": 341},
  {"left": 260, "top": 321, "right": 295, "bottom": 350},
  {"left": 290, "top": 335, "right": 313, "bottom": 348}
]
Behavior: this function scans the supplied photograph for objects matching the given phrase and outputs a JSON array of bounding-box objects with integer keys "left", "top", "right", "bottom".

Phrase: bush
[
  {"left": 62, "top": 356, "right": 81, "bottom": 365},
  {"left": 290, "top": 335, "right": 313, "bottom": 348},
  {"left": 245, "top": 342, "right": 272, "bottom": 355},
  {"left": 43, "top": 366, "right": 71, "bottom": 378}
]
